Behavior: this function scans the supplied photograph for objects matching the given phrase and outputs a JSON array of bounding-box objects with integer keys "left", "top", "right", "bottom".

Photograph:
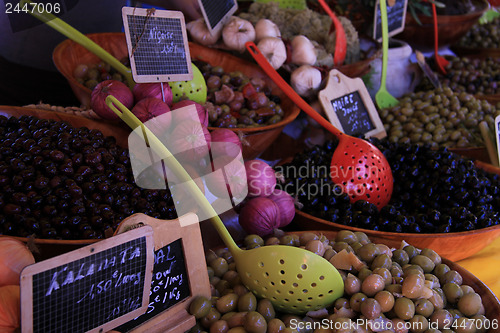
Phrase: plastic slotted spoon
[
  {"left": 374, "top": 0, "right": 399, "bottom": 109},
  {"left": 318, "top": 0, "right": 347, "bottom": 66},
  {"left": 431, "top": 1, "right": 449, "bottom": 75},
  {"left": 105, "top": 96, "right": 344, "bottom": 315},
  {"left": 246, "top": 42, "right": 393, "bottom": 209},
  {"left": 21, "top": 0, "right": 134, "bottom": 88}
]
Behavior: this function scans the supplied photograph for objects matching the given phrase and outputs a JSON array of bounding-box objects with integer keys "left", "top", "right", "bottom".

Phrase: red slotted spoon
[
  {"left": 318, "top": 0, "right": 347, "bottom": 66},
  {"left": 431, "top": 1, "right": 449, "bottom": 74},
  {"left": 246, "top": 42, "right": 393, "bottom": 209}
]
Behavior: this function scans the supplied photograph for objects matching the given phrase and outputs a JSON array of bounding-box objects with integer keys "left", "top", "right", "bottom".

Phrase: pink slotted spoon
[{"left": 246, "top": 41, "right": 393, "bottom": 209}]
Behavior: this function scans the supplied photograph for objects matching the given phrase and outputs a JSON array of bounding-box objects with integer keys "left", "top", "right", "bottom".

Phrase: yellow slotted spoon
[
  {"left": 21, "top": 0, "right": 134, "bottom": 88},
  {"left": 105, "top": 95, "right": 344, "bottom": 314}
]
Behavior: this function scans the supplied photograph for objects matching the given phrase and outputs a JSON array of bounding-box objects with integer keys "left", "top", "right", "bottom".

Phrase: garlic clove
[
  {"left": 290, "top": 65, "right": 322, "bottom": 98},
  {"left": 222, "top": 16, "right": 256, "bottom": 53},
  {"left": 255, "top": 18, "right": 281, "bottom": 43},
  {"left": 186, "top": 18, "right": 221, "bottom": 46},
  {"left": 257, "top": 37, "right": 287, "bottom": 70},
  {"left": 291, "top": 35, "right": 317, "bottom": 66}
]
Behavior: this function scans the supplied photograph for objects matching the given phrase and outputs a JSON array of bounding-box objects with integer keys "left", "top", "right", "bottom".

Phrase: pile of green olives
[
  {"left": 457, "top": 17, "right": 500, "bottom": 49},
  {"left": 188, "top": 231, "right": 491, "bottom": 333},
  {"left": 73, "top": 58, "right": 130, "bottom": 91},
  {"left": 379, "top": 87, "right": 500, "bottom": 148}
]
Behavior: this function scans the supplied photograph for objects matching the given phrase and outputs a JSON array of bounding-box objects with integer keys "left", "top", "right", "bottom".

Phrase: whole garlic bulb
[
  {"left": 257, "top": 37, "right": 287, "bottom": 70},
  {"left": 186, "top": 19, "right": 221, "bottom": 46},
  {"left": 290, "top": 65, "right": 322, "bottom": 98},
  {"left": 222, "top": 16, "right": 256, "bottom": 53},
  {"left": 291, "top": 35, "right": 317, "bottom": 66},
  {"left": 255, "top": 18, "right": 281, "bottom": 43}
]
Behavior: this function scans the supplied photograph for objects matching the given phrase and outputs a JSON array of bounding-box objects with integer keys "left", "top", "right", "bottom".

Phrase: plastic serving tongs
[
  {"left": 104, "top": 95, "right": 344, "bottom": 315},
  {"left": 20, "top": 0, "right": 134, "bottom": 88},
  {"left": 318, "top": 0, "right": 347, "bottom": 66}
]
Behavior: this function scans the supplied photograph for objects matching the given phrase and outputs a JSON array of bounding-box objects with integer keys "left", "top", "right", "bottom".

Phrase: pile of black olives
[
  {"left": 0, "top": 115, "right": 177, "bottom": 240},
  {"left": 441, "top": 57, "right": 500, "bottom": 96},
  {"left": 457, "top": 17, "right": 500, "bottom": 49},
  {"left": 277, "top": 138, "right": 500, "bottom": 233},
  {"left": 189, "top": 231, "right": 491, "bottom": 333}
]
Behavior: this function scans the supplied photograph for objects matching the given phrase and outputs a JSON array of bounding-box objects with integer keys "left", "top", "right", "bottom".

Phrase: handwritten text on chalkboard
[
  {"left": 331, "top": 91, "right": 374, "bottom": 136},
  {"left": 30, "top": 236, "right": 148, "bottom": 333},
  {"left": 373, "top": 0, "right": 408, "bottom": 41},
  {"left": 115, "top": 238, "right": 190, "bottom": 332}
]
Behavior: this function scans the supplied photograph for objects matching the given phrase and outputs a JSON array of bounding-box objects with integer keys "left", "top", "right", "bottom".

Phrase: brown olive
[
  {"left": 226, "top": 312, "right": 247, "bottom": 328},
  {"left": 216, "top": 293, "right": 239, "bottom": 314},
  {"left": 243, "top": 311, "right": 267, "bottom": 333},
  {"left": 238, "top": 292, "right": 257, "bottom": 312},
  {"left": 201, "top": 308, "right": 222, "bottom": 329},
  {"left": 209, "top": 320, "right": 229, "bottom": 333},
  {"left": 429, "top": 309, "right": 453, "bottom": 330},
  {"left": 360, "top": 298, "right": 382, "bottom": 319},
  {"left": 415, "top": 298, "right": 434, "bottom": 318},
  {"left": 394, "top": 297, "right": 415, "bottom": 320},
  {"left": 403, "top": 273, "right": 425, "bottom": 299},
  {"left": 361, "top": 274, "right": 385, "bottom": 297},
  {"left": 457, "top": 292, "right": 482, "bottom": 317},
  {"left": 267, "top": 318, "right": 286, "bottom": 333},
  {"left": 349, "top": 292, "right": 367, "bottom": 312},
  {"left": 344, "top": 273, "right": 361, "bottom": 295},
  {"left": 256, "top": 298, "right": 275, "bottom": 322},
  {"left": 298, "top": 232, "right": 319, "bottom": 246}
]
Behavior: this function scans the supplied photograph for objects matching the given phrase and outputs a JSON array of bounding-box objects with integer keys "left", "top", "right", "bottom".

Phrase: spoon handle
[
  {"left": 105, "top": 95, "right": 242, "bottom": 254},
  {"left": 379, "top": 0, "right": 390, "bottom": 91},
  {"left": 245, "top": 42, "right": 343, "bottom": 138},
  {"left": 318, "top": 0, "right": 347, "bottom": 66},
  {"left": 20, "top": 0, "right": 135, "bottom": 88}
]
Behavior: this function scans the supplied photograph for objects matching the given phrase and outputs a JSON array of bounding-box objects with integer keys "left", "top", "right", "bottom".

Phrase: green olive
[
  {"left": 344, "top": 273, "right": 361, "bottom": 295},
  {"left": 210, "top": 320, "right": 229, "bottom": 333},
  {"left": 420, "top": 248, "right": 442, "bottom": 266},
  {"left": 443, "top": 270, "right": 463, "bottom": 285},
  {"left": 361, "top": 274, "right": 385, "bottom": 297},
  {"left": 238, "top": 291, "right": 257, "bottom": 312},
  {"left": 360, "top": 298, "right": 382, "bottom": 319},
  {"left": 402, "top": 273, "right": 425, "bottom": 299},
  {"left": 267, "top": 318, "right": 286, "bottom": 333},
  {"left": 244, "top": 234, "right": 264, "bottom": 248},
  {"left": 410, "top": 315, "right": 429, "bottom": 333},
  {"left": 392, "top": 249, "right": 410, "bottom": 266},
  {"left": 336, "top": 230, "right": 358, "bottom": 244},
  {"left": 394, "top": 297, "right": 415, "bottom": 320},
  {"left": 226, "top": 312, "right": 247, "bottom": 328},
  {"left": 433, "top": 264, "right": 451, "bottom": 282},
  {"left": 371, "top": 254, "right": 392, "bottom": 270},
  {"left": 244, "top": 311, "right": 267, "bottom": 333},
  {"left": 201, "top": 308, "right": 222, "bottom": 329},
  {"left": 457, "top": 292, "right": 482, "bottom": 317},
  {"left": 354, "top": 232, "right": 371, "bottom": 245},
  {"left": 411, "top": 255, "right": 436, "bottom": 273},
  {"left": 210, "top": 257, "right": 229, "bottom": 278},
  {"left": 190, "top": 295, "right": 212, "bottom": 319},
  {"left": 216, "top": 293, "right": 239, "bottom": 314},
  {"left": 443, "top": 282, "right": 464, "bottom": 304},
  {"left": 256, "top": 298, "right": 275, "bottom": 322},
  {"left": 350, "top": 292, "right": 368, "bottom": 312},
  {"left": 374, "top": 290, "right": 395, "bottom": 313},
  {"left": 372, "top": 267, "right": 392, "bottom": 286},
  {"left": 299, "top": 232, "right": 319, "bottom": 246},
  {"left": 414, "top": 298, "right": 435, "bottom": 318},
  {"left": 429, "top": 309, "right": 453, "bottom": 330},
  {"left": 357, "top": 243, "right": 381, "bottom": 263}
]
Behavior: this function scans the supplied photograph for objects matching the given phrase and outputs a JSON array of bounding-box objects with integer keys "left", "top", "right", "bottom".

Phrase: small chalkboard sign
[
  {"left": 20, "top": 227, "right": 154, "bottom": 333},
  {"left": 197, "top": 0, "right": 238, "bottom": 36},
  {"left": 319, "top": 69, "right": 386, "bottom": 139},
  {"left": 373, "top": 0, "right": 408, "bottom": 42},
  {"left": 122, "top": 7, "right": 193, "bottom": 83},
  {"left": 112, "top": 213, "right": 211, "bottom": 333}
]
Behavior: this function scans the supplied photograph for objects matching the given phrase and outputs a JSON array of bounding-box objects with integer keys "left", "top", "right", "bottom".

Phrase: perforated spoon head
[{"left": 234, "top": 245, "right": 344, "bottom": 314}]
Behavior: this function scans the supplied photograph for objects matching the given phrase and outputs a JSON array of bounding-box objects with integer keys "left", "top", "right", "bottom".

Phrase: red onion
[
  {"left": 205, "top": 155, "right": 247, "bottom": 202},
  {"left": 210, "top": 128, "right": 243, "bottom": 159},
  {"left": 131, "top": 97, "right": 171, "bottom": 123},
  {"left": 132, "top": 82, "right": 173, "bottom": 106},
  {"left": 169, "top": 121, "right": 211, "bottom": 164},
  {"left": 91, "top": 80, "right": 134, "bottom": 121},
  {"left": 267, "top": 189, "right": 295, "bottom": 228},
  {"left": 239, "top": 197, "right": 281, "bottom": 236},
  {"left": 244, "top": 160, "right": 277, "bottom": 197},
  {"left": 171, "top": 100, "right": 208, "bottom": 127}
]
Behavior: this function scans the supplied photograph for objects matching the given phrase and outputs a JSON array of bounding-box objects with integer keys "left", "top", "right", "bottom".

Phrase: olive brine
[
  {"left": 278, "top": 139, "right": 500, "bottom": 233},
  {"left": 0, "top": 115, "right": 177, "bottom": 239}
]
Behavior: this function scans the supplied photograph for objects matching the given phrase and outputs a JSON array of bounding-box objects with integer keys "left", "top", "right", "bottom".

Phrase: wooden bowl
[
  {"left": 398, "top": 0, "right": 489, "bottom": 50},
  {"left": 290, "top": 161, "right": 500, "bottom": 263},
  {"left": 0, "top": 105, "right": 130, "bottom": 260},
  {"left": 53, "top": 33, "right": 300, "bottom": 160}
]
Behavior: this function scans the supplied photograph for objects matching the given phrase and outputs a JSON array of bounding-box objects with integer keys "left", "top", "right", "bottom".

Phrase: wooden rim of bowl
[
  {"left": 407, "top": 0, "right": 489, "bottom": 22},
  {"left": 294, "top": 208, "right": 500, "bottom": 239}
]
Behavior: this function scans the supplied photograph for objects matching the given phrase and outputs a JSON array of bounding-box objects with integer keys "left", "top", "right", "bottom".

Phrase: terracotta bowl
[
  {"left": 0, "top": 105, "right": 131, "bottom": 260},
  {"left": 290, "top": 160, "right": 500, "bottom": 262},
  {"left": 398, "top": 0, "right": 490, "bottom": 50},
  {"left": 52, "top": 33, "right": 300, "bottom": 160}
]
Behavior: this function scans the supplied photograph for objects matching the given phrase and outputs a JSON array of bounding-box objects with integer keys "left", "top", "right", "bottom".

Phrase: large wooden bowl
[
  {"left": 291, "top": 161, "right": 500, "bottom": 262},
  {"left": 398, "top": 0, "right": 489, "bottom": 50},
  {"left": 0, "top": 105, "right": 131, "bottom": 260},
  {"left": 52, "top": 33, "right": 300, "bottom": 160}
]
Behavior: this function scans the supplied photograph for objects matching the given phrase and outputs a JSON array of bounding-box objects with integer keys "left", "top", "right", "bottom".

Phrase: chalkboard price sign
[
  {"left": 20, "top": 227, "right": 154, "bottom": 333},
  {"left": 319, "top": 69, "right": 386, "bottom": 139},
  {"left": 122, "top": 7, "right": 193, "bottom": 83},
  {"left": 331, "top": 91, "right": 374, "bottom": 136},
  {"left": 198, "top": 0, "right": 238, "bottom": 35},
  {"left": 115, "top": 239, "right": 190, "bottom": 332},
  {"left": 373, "top": 0, "right": 408, "bottom": 42},
  {"left": 112, "top": 213, "right": 211, "bottom": 333}
]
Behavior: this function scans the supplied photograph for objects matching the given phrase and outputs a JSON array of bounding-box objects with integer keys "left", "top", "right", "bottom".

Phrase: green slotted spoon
[
  {"left": 20, "top": 0, "right": 134, "bottom": 88},
  {"left": 105, "top": 95, "right": 344, "bottom": 314},
  {"left": 375, "top": 0, "right": 399, "bottom": 109}
]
